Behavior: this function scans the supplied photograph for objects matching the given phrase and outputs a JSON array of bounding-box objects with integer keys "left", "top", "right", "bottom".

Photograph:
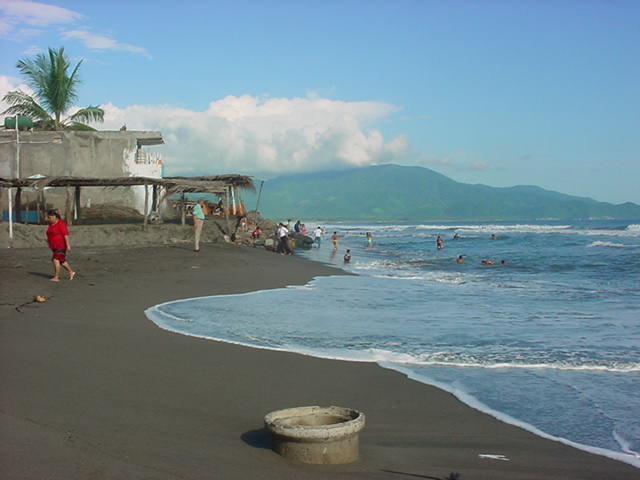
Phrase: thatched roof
[{"left": 0, "top": 175, "right": 255, "bottom": 195}]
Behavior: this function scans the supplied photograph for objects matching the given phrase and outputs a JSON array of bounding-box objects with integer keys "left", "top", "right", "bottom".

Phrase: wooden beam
[
  {"left": 65, "top": 186, "right": 73, "bottom": 224},
  {"left": 38, "top": 188, "right": 45, "bottom": 224},
  {"left": 7, "top": 188, "right": 13, "bottom": 241},
  {"left": 143, "top": 183, "right": 149, "bottom": 230},
  {"left": 180, "top": 193, "right": 186, "bottom": 226},
  {"left": 224, "top": 186, "right": 231, "bottom": 239},
  {"left": 14, "top": 188, "right": 22, "bottom": 223},
  {"left": 74, "top": 186, "right": 81, "bottom": 223},
  {"left": 152, "top": 184, "right": 158, "bottom": 212}
]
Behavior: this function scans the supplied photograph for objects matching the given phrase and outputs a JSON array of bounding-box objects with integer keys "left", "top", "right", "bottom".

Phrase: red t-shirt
[{"left": 46, "top": 219, "right": 69, "bottom": 250}]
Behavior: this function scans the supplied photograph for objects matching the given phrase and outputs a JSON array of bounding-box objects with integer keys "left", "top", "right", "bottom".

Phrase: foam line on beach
[
  {"left": 147, "top": 303, "right": 640, "bottom": 469},
  {"left": 316, "top": 222, "right": 640, "bottom": 238},
  {"left": 148, "top": 297, "right": 639, "bottom": 374},
  {"left": 143, "top": 269, "right": 640, "bottom": 470},
  {"left": 587, "top": 241, "right": 640, "bottom": 248},
  {"left": 381, "top": 363, "right": 640, "bottom": 469}
]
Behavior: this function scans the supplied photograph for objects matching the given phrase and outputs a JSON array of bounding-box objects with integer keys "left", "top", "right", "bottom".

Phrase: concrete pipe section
[{"left": 264, "top": 405, "right": 365, "bottom": 464}]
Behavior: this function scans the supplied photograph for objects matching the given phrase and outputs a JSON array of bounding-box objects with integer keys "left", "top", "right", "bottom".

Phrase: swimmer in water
[
  {"left": 436, "top": 235, "right": 444, "bottom": 250},
  {"left": 500, "top": 259, "right": 507, "bottom": 265},
  {"left": 343, "top": 249, "right": 352, "bottom": 263},
  {"left": 490, "top": 234, "right": 497, "bottom": 240},
  {"left": 481, "top": 259, "right": 494, "bottom": 265},
  {"left": 456, "top": 255, "right": 464, "bottom": 264}
]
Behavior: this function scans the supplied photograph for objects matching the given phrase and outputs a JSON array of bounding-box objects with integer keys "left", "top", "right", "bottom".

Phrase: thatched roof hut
[
  {"left": 1, "top": 175, "right": 255, "bottom": 238},
  {"left": 0, "top": 174, "right": 254, "bottom": 194}
]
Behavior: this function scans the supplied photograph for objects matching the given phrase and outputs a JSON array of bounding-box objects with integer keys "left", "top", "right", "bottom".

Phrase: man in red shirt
[{"left": 46, "top": 210, "right": 75, "bottom": 282}]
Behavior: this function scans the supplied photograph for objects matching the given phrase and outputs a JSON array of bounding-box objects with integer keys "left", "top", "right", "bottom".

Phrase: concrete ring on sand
[{"left": 264, "top": 405, "right": 365, "bottom": 464}]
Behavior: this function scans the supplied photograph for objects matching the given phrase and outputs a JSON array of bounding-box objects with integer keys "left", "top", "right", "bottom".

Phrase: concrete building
[{"left": 0, "top": 130, "right": 164, "bottom": 214}]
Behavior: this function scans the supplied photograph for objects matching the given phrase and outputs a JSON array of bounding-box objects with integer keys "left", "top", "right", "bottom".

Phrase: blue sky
[{"left": 1, "top": 0, "right": 639, "bottom": 204}]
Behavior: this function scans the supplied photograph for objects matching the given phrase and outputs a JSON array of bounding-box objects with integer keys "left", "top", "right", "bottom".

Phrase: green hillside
[{"left": 242, "top": 165, "right": 640, "bottom": 221}]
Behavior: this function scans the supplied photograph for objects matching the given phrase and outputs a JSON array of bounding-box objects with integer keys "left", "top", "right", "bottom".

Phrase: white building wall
[{"left": 123, "top": 147, "right": 163, "bottom": 213}]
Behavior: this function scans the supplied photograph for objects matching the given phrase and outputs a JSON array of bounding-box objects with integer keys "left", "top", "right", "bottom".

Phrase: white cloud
[
  {"left": 0, "top": 0, "right": 83, "bottom": 26},
  {"left": 60, "top": 29, "right": 151, "bottom": 58},
  {"left": 469, "top": 161, "right": 488, "bottom": 171},
  {"left": 21, "top": 44, "right": 42, "bottom": 55},
  {"left": 100, "top": 95, "right": 408, "bottom": 175},
  {"left": 0, "top": 77, "right": 407, "bottom": 175},
  {"left": 419, "top": 155, "right": 491, "bottom": 172},
  {"left": 0, "top": 0, "right": 82, "bottom": 39},
  {"left": 0, "top": 1, "right": 150, "bottom": 58},
  {"left": 0, "top": 74, "right": 33, "bottom": 112}
]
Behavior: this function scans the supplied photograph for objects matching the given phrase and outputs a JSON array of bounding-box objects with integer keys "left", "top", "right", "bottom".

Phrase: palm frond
[
  {"left": 64, "top": 105, "right": 104, "bottom": 125},
  {"left": 1, "top": 90, "right": 53, "bottom": 122},
  {"left": 14, "top": 47, "right": 82, "bottom": 128}
]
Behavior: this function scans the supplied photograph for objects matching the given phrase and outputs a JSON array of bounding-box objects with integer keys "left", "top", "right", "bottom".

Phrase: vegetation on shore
[{"left": 246, "top": 164, "right": 640, "bottom": 221}]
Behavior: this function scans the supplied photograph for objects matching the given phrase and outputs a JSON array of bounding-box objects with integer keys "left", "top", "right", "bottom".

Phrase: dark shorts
[{"left": 51, "top": 248, "right": 67, "bottom": 263}]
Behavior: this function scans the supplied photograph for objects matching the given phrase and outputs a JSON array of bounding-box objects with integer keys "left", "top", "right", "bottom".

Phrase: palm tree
[{"left": 2, "top": 47, "right": 104, "bottom": 131}]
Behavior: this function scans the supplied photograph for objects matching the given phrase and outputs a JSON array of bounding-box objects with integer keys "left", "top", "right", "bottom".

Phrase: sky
[{"left": 1, "top": 0, "right": 639, "bottom": 204}]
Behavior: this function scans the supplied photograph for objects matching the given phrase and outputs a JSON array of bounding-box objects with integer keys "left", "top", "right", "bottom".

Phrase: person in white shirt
[
  {"left": 277, "top": 223, "right": 291, "bottom": 255},
  {"left": 313, "top": 226, "right": 324, "bottom": 248}
]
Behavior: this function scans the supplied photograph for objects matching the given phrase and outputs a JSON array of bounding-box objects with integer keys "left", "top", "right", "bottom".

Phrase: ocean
[{"left": 145, "top": 219, "right": 640, "bottom": 467}]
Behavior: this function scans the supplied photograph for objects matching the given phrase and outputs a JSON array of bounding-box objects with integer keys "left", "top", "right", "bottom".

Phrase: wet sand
[{"left": 1, "top": 242, "right": 638, "bottom": 479}]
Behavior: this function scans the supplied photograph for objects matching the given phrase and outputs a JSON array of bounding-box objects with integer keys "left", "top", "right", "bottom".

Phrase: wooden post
[
  {"left": 155, "top": 186, "right": 168, "bottom": 222},
  {"left": 35, "top": 189, "right": 40, "bottom": 224},
  {"left": 143, "top": 183, "right": 149, "bottom": 230},
  {"left": 180, "top": 192, "right": 186, "bottom": 226},
  {"left": 74, "top": 186, "right": 81, "bottom": 222},
  {"left": 224, "top": 186, "right": 231, "bottom": 237},
  {"left": 15, "top": 188, "right": 22, "bottom": 223},
  {"left": 255, "top": 180, "right": 264, "bottom": 213},
  {"left": 65, "top": 186, "right": 73, "bottom": 224},
  {"left": 152, "top": 184, "right": 158, "bottom": 212},
  {"left": 8, "top": 188, "right": 13, "bottom": 241},
  {"left": 231, "top": 186, "right": 237, "bottom": 216},
  {"left": 38, "top": 189, "right": 45, "bottom": 224}
]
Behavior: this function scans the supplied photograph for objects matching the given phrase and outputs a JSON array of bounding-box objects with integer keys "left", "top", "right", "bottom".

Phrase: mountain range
[{"left": 242, "top": 164, "right": 640, "bottom": 221}]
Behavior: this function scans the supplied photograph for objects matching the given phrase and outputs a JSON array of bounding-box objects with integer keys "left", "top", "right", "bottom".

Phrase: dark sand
[{"left": 1, "top": 242, "right": 638, "bottom": 479}]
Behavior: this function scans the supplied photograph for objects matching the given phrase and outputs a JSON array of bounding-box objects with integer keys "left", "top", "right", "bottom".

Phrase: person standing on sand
[
  {"left": 192, "top": 199, "right": 206, "bottom": 252},
  {"left": 46, "top": 210, "right": 75, "bottom": 282}
]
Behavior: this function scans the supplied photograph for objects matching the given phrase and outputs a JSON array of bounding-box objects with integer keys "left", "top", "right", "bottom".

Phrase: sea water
[{"left": 146, "top": 220, "right": 640, "bottom": 467}]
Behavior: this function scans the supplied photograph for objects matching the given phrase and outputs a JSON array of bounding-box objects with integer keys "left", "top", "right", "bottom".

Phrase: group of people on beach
[{"left": 276, "top": 222, "right": 295, "bottom": 255}]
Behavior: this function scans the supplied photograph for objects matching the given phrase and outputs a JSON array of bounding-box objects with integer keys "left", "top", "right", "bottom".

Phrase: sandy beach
[{"left": 1, "top": 239, "right": 638, "bottom": 479}]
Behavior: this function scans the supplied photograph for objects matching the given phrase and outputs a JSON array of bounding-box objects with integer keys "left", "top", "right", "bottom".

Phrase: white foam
[
  {"left": 587, "top": 241, "right": 640, "bottom": 248},
  {"left": 309, "top": 221, "right": 640, "bottom": 237},
  {"left": 478, "top": 454, "right": 510, "bottom": 461},
  {"left": 371, "top": 272, "right": 469, "bottom": 284},
  {"left": 614, "top": 430, "right": 640, "bottom": 457},
  {"left": 382, "top": 364, "right": 640, "bottom": 468},
  {"left": 363, "top": 348, "right": 640, "bottom": 373}
]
